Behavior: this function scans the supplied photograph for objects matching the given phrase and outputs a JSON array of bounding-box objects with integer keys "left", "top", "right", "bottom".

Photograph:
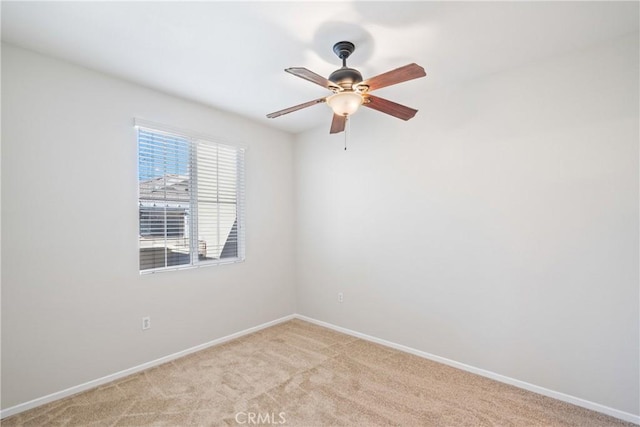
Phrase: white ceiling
[{"left": 2, "top": 1, "right": 638, "bottom": 134}]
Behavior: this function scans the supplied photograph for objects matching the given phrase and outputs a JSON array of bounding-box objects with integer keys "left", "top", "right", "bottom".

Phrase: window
[{"left": 136, "top": 122, "right": 245, "bottom": 273}]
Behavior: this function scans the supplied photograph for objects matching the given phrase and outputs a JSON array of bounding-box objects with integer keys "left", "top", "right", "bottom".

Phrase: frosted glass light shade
[{"left": 327, "top": 92, "right": 363, "bottom": 116}]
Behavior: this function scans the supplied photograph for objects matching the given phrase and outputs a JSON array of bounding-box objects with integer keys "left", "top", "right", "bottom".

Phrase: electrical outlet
[
  {"left": 338, "top": 292, "right": 344, "bottom": 303},
  {"left": 142, "top": 316, "right": 151, "bottom": 330}
]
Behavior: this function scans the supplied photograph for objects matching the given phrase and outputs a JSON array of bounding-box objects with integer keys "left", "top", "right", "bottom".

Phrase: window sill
[{"left": 139, "top": 257, "right": 245, "bottom": 275}]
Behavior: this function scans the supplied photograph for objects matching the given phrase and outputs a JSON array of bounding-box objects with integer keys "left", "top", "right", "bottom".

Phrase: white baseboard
[
  {"left": 0, "top": 314, "right": 295, "bottom": 419},
  {"left": 294, "top": 314, "right": 640, "bottom": 425},
  {"left": 3, "top": 313, "right": 638, "bottom": 425}
]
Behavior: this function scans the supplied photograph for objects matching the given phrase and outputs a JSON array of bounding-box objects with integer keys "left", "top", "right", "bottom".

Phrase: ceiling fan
[{"left": 266, "top": 41, "right": 426, "bottom": 134}]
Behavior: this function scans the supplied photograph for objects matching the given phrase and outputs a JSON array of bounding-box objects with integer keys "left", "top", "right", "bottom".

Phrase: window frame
[{"left": 135, "top": 119, "right": 246, "bottom": 274}]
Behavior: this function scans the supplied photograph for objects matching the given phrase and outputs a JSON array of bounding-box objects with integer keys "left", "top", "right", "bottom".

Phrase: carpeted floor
[{"left": 1, "top": 319, "right": 634, "bottom": 426}]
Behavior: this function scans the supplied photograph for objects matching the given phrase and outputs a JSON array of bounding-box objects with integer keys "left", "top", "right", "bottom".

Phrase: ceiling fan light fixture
[
  {"left": 266, "top": 41, "right": 426, "bottom": 133},
  {"left": 327, "top": 91, "right": 363, "bottom": 116}
]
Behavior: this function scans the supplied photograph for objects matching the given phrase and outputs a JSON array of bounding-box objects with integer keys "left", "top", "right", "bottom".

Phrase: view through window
[{"left": 137, "top": 126, "right": 245, "bottom": 272}]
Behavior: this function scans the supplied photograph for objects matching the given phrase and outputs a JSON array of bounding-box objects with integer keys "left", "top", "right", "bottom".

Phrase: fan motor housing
[{"left": 329, "top": 67, "right": 363, "bottom": 89}]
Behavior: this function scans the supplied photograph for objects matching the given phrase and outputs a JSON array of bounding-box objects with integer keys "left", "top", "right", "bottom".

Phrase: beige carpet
[{"left": 1, "top": 319, "right": 634, "bottom": 426}]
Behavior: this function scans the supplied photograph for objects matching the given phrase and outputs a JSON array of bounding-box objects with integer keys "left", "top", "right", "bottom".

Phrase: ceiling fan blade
[
  {"left": 359, "top": 63, "right": 426, "bottom": 92},
  {"left": 285, "top": 67, "right": 333, "bottom": 89},
  {"left": 330, "top": 114, "right": 347, "bottom": 134},
  {"left": 363, "top": 95, "right": 418, "bottom": 121},
  {"left": 266, "top": 97, "right": 327, "bottom": 119}
]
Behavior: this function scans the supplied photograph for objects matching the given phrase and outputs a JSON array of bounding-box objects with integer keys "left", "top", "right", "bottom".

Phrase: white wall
[
  {"left": 1, "top": 44, "right": 296, "bottom": 409},
  {"left": 2, "top": 32, "right": 639, "bottom": 419},
  {"left": 294, "top": 33, "right": 639, "bottom": 416}
]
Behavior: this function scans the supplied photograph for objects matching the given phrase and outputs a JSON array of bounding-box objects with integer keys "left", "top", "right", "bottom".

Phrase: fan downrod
[{"left": 328, "top": 41, "right": 362, "bottom": 89}]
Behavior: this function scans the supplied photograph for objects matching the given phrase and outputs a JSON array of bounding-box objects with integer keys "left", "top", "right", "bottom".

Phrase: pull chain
[{"left": 344, "top": 116, "right": 349, "bottom": 151}]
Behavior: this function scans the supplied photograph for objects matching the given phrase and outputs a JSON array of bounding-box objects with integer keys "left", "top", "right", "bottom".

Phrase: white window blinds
[{"left": 137, "top": 125, "right": 245, "bottom": 273}]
